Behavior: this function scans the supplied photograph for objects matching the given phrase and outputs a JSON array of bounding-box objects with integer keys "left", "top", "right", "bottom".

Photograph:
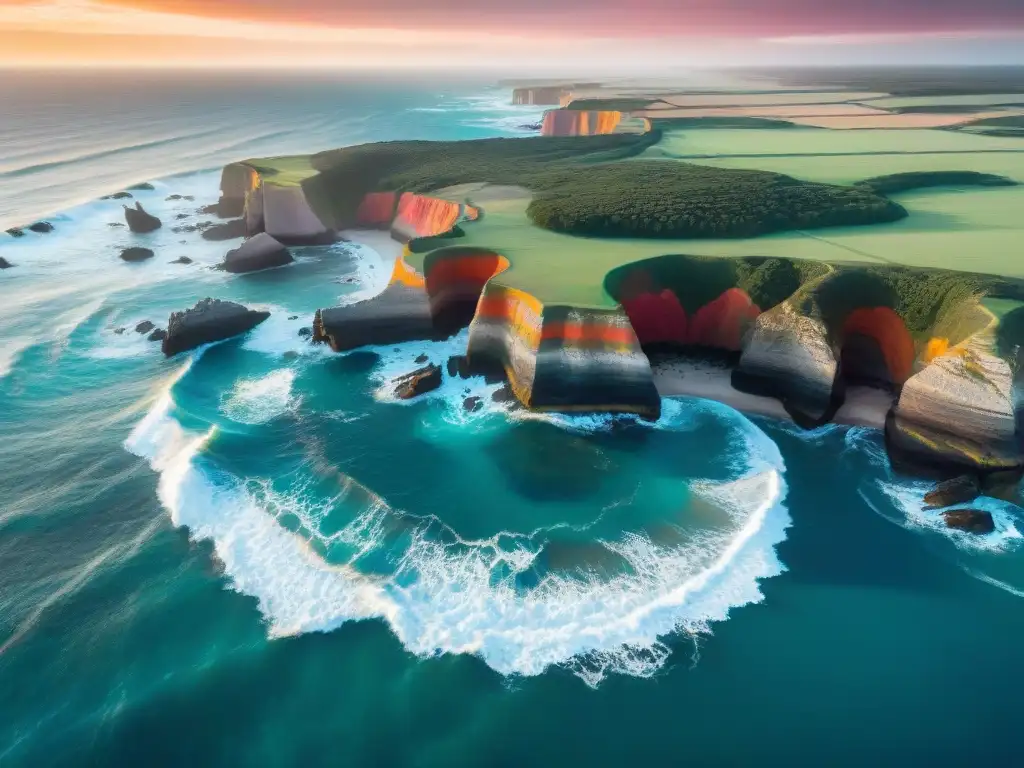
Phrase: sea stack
[
  {"left": 124, "top": 203, "right": 161, "bottom": 233},
  {"left": 162, "top": 298, "right": 270, "bottom": 357},
  {"left": 221, "top": 233, "right": 292, "bottom": 273}
]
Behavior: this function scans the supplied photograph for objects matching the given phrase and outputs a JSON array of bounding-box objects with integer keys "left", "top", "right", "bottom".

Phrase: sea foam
[{"left": 125, "top": 360, "right": 791, "bottom": 686}]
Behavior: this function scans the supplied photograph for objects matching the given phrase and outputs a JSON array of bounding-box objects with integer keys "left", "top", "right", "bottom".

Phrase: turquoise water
[{"left": 3, "top": 72, "right": 1024, "bottom": 767}]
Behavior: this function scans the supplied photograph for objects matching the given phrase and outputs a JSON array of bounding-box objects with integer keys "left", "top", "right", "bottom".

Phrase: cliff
[{"left": 540, "top": 110, "right": 650, "bottom": 137}]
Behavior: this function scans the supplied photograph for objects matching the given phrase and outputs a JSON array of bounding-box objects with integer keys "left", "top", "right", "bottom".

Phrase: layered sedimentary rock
[
  {"left": 162, "top": 298, "right": 270, "bottom": 357},
  {"left": 540, "top": 110, "right": 649, "bottom": 137},
  {"left": 314, "top": 280, "right": 435, "bottom": 351},
  {"left": 391, "top": 193, "right": 477, "bottom": 242},
  {"left": 733, "top": 304, "right": 840, "bottom": 427},
  {"left": 468, "top": 283, "right": 660, "bottom": 418},
  {"left": 222, "top": 233, "right": 293, "bottom": 274},
  {"left": 886, "top": 337, "right": 1020, "bottom": 477}
]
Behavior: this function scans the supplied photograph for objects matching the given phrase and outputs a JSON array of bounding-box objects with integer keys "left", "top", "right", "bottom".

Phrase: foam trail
[
  {"left": 0, "top": 337, "right": 33, "bottom": 379},
  {"left": 221, "top": 369, "right": 298, "bottom": 425}
]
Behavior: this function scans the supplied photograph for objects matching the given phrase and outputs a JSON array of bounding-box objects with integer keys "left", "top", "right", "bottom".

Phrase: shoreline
[{"left": 651, "top": 358, "right": 892, "bottom": 430}]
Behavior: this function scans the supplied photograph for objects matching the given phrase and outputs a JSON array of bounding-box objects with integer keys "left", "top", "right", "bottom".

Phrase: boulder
[
  {"left": 148, "top": 328, "right": 167, "bottom": 342},
  {"left": 491, "top": 385, "right": 514, "bottom": 403},
  {"left": 298, "top": 327, "right": 313, "bottom": 338},
  {"left": 201, "top": 219, "right": 247, "bottom": 242},
  {"left": 6, "top": 228, "right": 24, "bottom": 238},
  {"left": 124, "top": 203, "right": 161, "bottom": 233},
  {"left": 135, "top": 320, "right": 155, "bottom": 334},
  {"left": 120, "top": 247, "right": 154, "bottom": 262},
  {"left": 113, "top": 327, "right": 126, "bottom": 335},
  {"left": 162, "top": 298, "right": 270, "bottom": 357},
  {"left": 0, "top": 257, "right": 12, "bottom": 269},
  {"left": 28, "top": 222, "right": 54, "bottom": 234},
  {"left": 942, "top": 509, "right": 996, "bottom": 535},
  {"left": 464, "top": 396, "right": 483, "bottom": 413},
  {"left": 102, "top": 191, "right": 133, "bottom": 200},
  {"left": 415, "top": 354, "right": 429, "bottom": 364},
  {"left": 288, "top": 315, "right": 298, "bottom": 321},
  {"left": 175, "top": 213, "right": 190, "bottom": 220},
  {"left": 222, "top": 233, "right": 293, "bottom": 273},
  {"left": 393, "top": 364, "right": 442, "bottom": 400},
  {"left": 923, "top": 475, "right": 980, "bottom": 510},
  {"left": 166, "top": 194, "right": 194, "bottom": 201},
  {"left": 171, "top": 256, "right": 193, "bottom": 265},
  {"left": 128, "top": 182, "right": 155, "bottom": 191}
]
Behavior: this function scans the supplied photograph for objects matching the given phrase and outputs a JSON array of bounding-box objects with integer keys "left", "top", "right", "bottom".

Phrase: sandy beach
[{"left": 651, "top": 358, "right": 892, "bottom": 429}]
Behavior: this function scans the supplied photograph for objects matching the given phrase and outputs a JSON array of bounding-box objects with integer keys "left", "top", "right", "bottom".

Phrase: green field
[{"left": 859, "top": 94, "right": 1024, "bottom": 109}]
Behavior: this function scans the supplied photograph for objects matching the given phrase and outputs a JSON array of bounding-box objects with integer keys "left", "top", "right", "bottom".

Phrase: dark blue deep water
[{"left": 2, "top": 71, "right": 1024, "bottom": 767}]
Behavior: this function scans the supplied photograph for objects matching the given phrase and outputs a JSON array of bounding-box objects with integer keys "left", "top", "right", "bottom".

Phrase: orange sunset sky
[{"left": 1, "top": 0, "right": 1023, "bottom": 69}]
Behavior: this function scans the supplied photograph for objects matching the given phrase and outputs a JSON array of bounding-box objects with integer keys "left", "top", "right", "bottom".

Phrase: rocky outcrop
[
  {"left": 162, "top": 299, "right": 270, "bottom": 357},
  {"left": 201, "top": 219, "right": 247, "bottom": 241},
  {"left": 923, "top": 475, "right": 980, "bottom": 509},
  {"left": 733, "top": 304, "right": 840, "bottom": 427},
  {"left": 942, "top": 509, "right": 995, "bottom": 534},
  {"left": 222, "top": 233, "right": 293, "bottom": 273},
  {"left": 148, "top": 328, "right": 167, "bottom": 342},
  {"left": 216, "top": 164, "right": 259, "bottom": 219},
  {"left": 5, "top": 228, "right": 24, "bottom": 238},
  {"left": 0, "top": 257, "right": 13, "bottom": 269},
  {"left": 28, "top": 222, "right": 54, "bottom": 234},
  {"left": 102, "top": 191, "right": 133, "bottom": 200},
  {"left": 124, "top": 203, "right": 161, "bottom": 233},
  {"left": 171, "top": 256, "right": 193, "bottom": 265},
  {"left": 128, "top": 182, "right": 155, "bottom": 191},
  {"left": 120, "top": 247, "right": 154, "bottom": 262},
  {"left": 393, "top": 364, "right": 442, "bottom": 399},
  {"left": 135, "top": 320, "right": 155, "bottom": 334},
  {"left": 314, "top": 281, "right": 436, "bottom": 351},
  {"left": 886, "top": 339, "right": 1020, "bottom": 477}
]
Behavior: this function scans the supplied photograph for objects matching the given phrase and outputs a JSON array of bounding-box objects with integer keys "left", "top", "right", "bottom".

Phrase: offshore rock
[
  {"left": 733, "top": 303, "right": 840, "bottom": 427},
  {"left": 0, "top": 257, "right": 13, "bottom": 269},
  {"left": 162, "top": 298, "right": 270, "bottom": 357},
  {"left": 171, "top": 256, "right": 193, "bottom": 265},
  {"left": 222, "top": 233, "right": 293, "bottom": 273},
  {"left": 5, "top": 228, "right": 25, "bottom": 238},
  {"left": 128, "top": 182, "right": 155, "bottom": 191},
  {"left": 201, "top": 219, "right": 247, "bottom": 242},
  {"left": 124, "top": 203, "right": 161, "bottom": 233},
  {"left": 463, "top": 396, "right": 483, "bottom": 413},
  {"left": 148, "top": 328, "right": 167, "bottom": 342},
  {"left": 393, "top": 364, "right": 442, "bottom": 400},
  {"left": 135, "top": 320, "right": 155, "bottom": 334},
  {"left": 923, "top": 475, "right": 980, "bottom": 510},
  {"left": 942, "top": 509, "right": 996, "bottom": 535},
  {"left": 28, "top": 221, "right": 54, "bottom": 234},
  {"left": 102, "top": 191, "right": 133, "bottom": 200},
  {"left": 120, "top": 246, "right": 154, "bottom": 262}
]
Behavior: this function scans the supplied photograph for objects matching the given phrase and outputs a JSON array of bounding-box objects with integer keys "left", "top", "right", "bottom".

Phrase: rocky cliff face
[
  {"left": 512, "top": 87, "right": 568, "bottom": 106},
  {"left": 622, "top": 287, "right": 761, "bottom": 352},
  {"left": 540, "top": 110, "right": 650, "bottom": 137},
  {"left": 217, "top": 164, "right": 335, "bottom": 245},
  {"left": 887, "top": 336, "right": 1020, "bottom": 477},
  {"left": 391, "top": 193, "right": 477, "bottom": 242},
  {"left": 733, "top": 304, "right": 841, "bottom": 427},
  {"left": 355, "top": 192, "right": 398, "bottom": 229}
]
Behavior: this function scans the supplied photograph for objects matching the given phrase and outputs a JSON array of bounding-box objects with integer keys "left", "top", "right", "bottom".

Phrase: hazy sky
[{"left": 2, "top": 0, "right": 1023, "bottom": 69}]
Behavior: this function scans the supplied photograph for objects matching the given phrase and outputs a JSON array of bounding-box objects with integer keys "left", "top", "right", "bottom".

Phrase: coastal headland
[{"left": 206, "top": 77, "right": 1024, "bottom": 489}]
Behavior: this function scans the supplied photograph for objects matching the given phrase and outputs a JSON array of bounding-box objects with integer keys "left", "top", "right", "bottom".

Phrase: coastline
[{"left": 651, "top": 358, "right": 891, "bottom": 430}]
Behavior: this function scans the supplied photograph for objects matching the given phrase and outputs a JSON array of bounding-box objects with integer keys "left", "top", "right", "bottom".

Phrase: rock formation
[
  {"left": 120, "top": 247, "right": 154, "bottom": 262},
  {"left": 222, "top": 233, "right": 293, "bottom": 273},
  {"left": 733, "top": 305, "right": 841, "bottom": 427},
  {"left": 393, "top": 364, "right": 442, "bottom": 399},
  {"left": 541, "top": 110, "right": 649, "bottom": 137},
  {"left": 162, "top": 298, "right": 270, "bottom": 357},
  {"left": 5, "top": 228, "right": 24, "bottom": 238},
  {"left": 28, "top": 222, "right": 54, "bottom": 234},
  {"left": 0, "top": 257, "right": 13, "bottom": 269},
  {"left": 942, "top": 509, "right": 996, "bottom": 534},
  {"left": 923, "top": 476, "right": 980, "bottom": 509},
  {"left": 124, "top": 203, "right": 161, "bottom": 233},
  {"left": 148, "top": 328, "right": 167, "bottom": 342},
  {"left": 135, "top": 320, "right": 155, "bottom": 334},
  {"left": 102, "top": 192, "right": 133, "bottom": 200},
  {"left": 128, "top": 182, "right": 155, "bottom": 191},
  {"left": 201, "top": 219, "right": 247, "bottom": 241},
  {"left": 260, "top": 184, "right": 336, "bottom": 244},
  {"left": 171, "top": 256, "right": 193, "bottom": 265}
]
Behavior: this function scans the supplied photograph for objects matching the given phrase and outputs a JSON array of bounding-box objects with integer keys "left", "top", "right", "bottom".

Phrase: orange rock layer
[
  {"left": 355, "top": 192, "right": 398, "bottom": 228},
  {"left": 541, "top": 110, "right": 623, "bottom": 137},
  {"left": 391, "top": 193, "right": 479, "bottom": 241}
]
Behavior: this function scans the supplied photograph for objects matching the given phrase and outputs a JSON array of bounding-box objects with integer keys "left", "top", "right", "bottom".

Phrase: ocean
[{"left": 2, "top": 70, "right": 1024, "bottom": 767}]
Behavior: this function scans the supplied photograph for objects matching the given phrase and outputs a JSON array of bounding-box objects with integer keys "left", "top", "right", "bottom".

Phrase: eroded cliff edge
[{"left": 217, "top": 138, "right": 1024, "bottom": 482}]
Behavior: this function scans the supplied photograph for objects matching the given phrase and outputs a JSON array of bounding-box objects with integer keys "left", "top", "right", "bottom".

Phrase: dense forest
[
  {"left": 856, "top": 171, "right": 1017, "bottom": 196},
  {"left": 308, "top": 134, "right": 910, "bottom": 239}
]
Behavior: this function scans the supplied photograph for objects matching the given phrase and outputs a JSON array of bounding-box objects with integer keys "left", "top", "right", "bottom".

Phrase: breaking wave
[{"left": 125, "top": 355, "right": 791, "bottom": 686}]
